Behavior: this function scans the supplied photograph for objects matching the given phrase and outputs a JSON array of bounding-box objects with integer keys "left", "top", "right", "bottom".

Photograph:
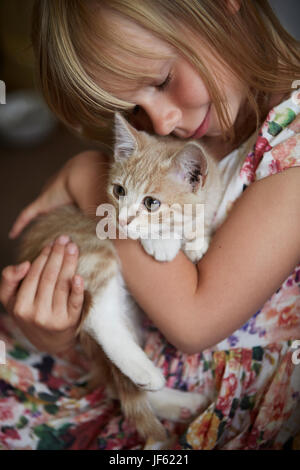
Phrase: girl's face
[{"left": 98, "top": 13, "right": 246, "bottom": 141}]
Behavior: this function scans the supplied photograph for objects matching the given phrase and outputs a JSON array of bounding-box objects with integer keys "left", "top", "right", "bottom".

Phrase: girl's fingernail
[
  {"left": 74, "top": 275, "right": 82, "bottom": 287},
  {"left": 67, "top": 243, "right": 77, "bottom": 255},
  {"left": 57, "top": 235, "right": 70, "bottom": 245}
]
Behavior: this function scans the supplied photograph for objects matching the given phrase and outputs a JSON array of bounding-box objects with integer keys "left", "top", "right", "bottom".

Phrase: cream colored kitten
[
  {"left": 17, "top": 113, "right": 223, "bottom": 441},
  {"left": 110, "top": 114, "right": 223, "bottom": 264}
]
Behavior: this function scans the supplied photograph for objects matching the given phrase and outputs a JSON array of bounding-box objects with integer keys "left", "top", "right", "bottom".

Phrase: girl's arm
[
  {"left": 1, "top": 150, "right": 110, "bottom": 354},
  {"left": 9, "top": 150, "right": 110, "bottom": 239},
  {"left": 113, "top": 167, "right": 300, "bottom": 354}
]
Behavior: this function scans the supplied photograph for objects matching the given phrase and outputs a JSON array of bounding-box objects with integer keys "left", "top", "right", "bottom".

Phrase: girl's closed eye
[{"left": 156, "top": 72, "right": 172, "bottom": 92}]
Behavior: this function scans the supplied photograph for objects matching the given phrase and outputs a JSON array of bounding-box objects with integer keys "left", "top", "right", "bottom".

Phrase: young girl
[{"left": 0, "top": 0, "right": 300, "bottom": 450}]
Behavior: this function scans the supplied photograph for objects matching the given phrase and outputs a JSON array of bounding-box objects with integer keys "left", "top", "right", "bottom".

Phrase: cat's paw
[
  {"left": 127, "top": 362, "right": 165, "bottom": 391},
  {"left": 141, "top": 238, "right": 182, "bottom": 262},
  {"left": 185, "top": 247, "right": 206, "bottom": 263},
  {"left": 148, "top": 388, "right": 211, "bottom": 422},
  {"left": 177, "top": 392, "right": 210, "bottom": 421},
  {"left": 184, "top": 236, "right": 210, "bottom": 263}
]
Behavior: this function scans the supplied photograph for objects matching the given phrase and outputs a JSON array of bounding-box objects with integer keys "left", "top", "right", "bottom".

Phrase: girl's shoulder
[
  {"left": 214, "top": 89, "right": 300, "bottom": 232},
  {"left": 211, "top": 91, "right": 300, "bottom": 352},
  {"left": 241, "top": 89, "right": 300, "bottom": 186}
]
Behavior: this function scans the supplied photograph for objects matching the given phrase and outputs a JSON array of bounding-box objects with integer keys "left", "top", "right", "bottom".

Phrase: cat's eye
[
  {"left": 143, "top": 197, "right": 161, "bottom": 212},
  {"left": 113, "top": 184, "right": 126, "bottom": 199}
]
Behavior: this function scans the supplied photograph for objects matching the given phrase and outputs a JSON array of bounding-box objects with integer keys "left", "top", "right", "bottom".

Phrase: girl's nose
[{"left": 142, "top": 100, "right": 182, "bottom": 136}]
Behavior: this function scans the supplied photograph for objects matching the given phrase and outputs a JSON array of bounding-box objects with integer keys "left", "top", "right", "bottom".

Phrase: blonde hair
[{"left": 31, "top": 0, "right": 300, "bottom": 147}]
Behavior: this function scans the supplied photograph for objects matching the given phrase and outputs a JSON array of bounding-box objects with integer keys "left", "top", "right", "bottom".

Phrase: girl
[{"left": 0, "top": 0, "right": 300, "bottom": 450}]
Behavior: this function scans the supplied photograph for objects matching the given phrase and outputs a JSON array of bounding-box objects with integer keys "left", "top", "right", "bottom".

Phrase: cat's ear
[
  {"left": 171, "top": 142, "right": 208, "bottom": 192},
  {"left": 114, "top": 113, "right": 139, "bottom": 161}
]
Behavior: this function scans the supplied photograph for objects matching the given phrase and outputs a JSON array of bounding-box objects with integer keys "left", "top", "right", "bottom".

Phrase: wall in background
[
  {"left": 0, "top": 0, "right": 35, "bottom": 91},
  {"left": 269, "top": 0, "right": 300, "bottom": 39}
]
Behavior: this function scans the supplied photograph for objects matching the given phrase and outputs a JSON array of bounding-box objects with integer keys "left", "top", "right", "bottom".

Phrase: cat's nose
[{"left": 119, "top": 216, "right": 135, "bottom": 226}]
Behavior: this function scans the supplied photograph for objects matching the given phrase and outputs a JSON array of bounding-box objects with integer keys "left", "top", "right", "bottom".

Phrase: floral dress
[{"left": 1, "top": 91, "right": 300, "bottom": 450}]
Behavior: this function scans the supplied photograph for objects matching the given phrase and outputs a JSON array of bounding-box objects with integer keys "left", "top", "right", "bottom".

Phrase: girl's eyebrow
[
  {"left": 137, "top": 76, "right": 159, "bottom": 86},
  {"left": 120, "top": 72, "right": 160, "bottom": 92},
  {"left": 136, "top": 60, "right": 172, "bottom": 86},
  {"left": 105, "top": 58, "right": 174, "bottom": 95}
]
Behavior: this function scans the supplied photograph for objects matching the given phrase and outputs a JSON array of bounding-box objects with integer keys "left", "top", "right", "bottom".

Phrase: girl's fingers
[
  {"left": 16, "top": 244, "right": 53, "bottom": 307},
  {"left": 52, "top": 242, "right": 79, "bottom": 312},
  {"left": 35, "top": 235, "right": 70, "bottom": 309},
  {"left": 68, "top": 275, "right": 85, "bottom": 323},
  {"left": 0, "top": 262, "right": 31, "bottom": 308}
]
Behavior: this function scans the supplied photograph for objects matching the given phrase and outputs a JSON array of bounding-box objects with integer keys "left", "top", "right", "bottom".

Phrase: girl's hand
[
  {"left": 8, "top": 149, "right": 109, "bottom": 240},
  {"left": 0, "top": 235, "right": 84, "bottom": 354}
]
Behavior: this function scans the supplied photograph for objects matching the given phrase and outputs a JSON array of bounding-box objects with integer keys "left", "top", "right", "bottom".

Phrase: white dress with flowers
[
  {"left": 143, "top": 90, "right": 300, "bottom": 449},
  {"left": 0, "top": 91, "right": 300, "bottom": 450}
]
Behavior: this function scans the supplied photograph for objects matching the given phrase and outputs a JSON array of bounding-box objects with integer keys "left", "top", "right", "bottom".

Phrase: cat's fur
[{"left": 17, "top": 114, "right": 224, "bottom": 441}]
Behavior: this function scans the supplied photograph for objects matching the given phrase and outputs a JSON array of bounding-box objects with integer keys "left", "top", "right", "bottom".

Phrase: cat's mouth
[{"left": 118, "top": 221, "right": 162, "bottom": 240}]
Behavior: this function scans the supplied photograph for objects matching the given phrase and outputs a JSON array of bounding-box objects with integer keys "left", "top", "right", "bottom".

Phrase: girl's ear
[
  {"left": 170, "top": 142, "right": 208, "bottom": 193},
  {"left": 114, "top": 113, "right": 139, "bottom": 161}
]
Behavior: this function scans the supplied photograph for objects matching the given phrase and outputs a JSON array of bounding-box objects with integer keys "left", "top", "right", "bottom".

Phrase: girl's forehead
[
  {"left": 99, "top": 8, "right": 175, "bottom": 61},
  {"left": 92, "top": 12, "right": 176, "bottom": 93},
  {"left": 101, "top": 8, "right": 171, "bottom": 54}
]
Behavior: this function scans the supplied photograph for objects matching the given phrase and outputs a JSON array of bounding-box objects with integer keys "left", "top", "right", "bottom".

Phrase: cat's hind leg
[
  {"left": 82, "top": 273, "right": 165, "bottom": 391},
  {"left": 144, "top": 388, "right": 211, "bottom": 450}
]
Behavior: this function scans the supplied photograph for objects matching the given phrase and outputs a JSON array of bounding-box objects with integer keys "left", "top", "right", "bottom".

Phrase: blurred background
[
  {"left": 0, "top": 0, "right": 299, "bottom": 276},
  {"left": 0, "top": 0, "right": 93, "bottom": 275}
]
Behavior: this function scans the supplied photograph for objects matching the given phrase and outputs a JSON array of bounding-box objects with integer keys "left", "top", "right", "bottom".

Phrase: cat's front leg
[
  {"left": 141, "top": 238, "right": 182, "bottom": 262},
  {"left": 183, "top": 235, "right": 210, "bottom": 263}
]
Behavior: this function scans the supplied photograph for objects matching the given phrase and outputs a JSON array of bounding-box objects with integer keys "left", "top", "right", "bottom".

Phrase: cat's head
[{"left": 107, "top": 113, "right": 210, "bottom": 240}]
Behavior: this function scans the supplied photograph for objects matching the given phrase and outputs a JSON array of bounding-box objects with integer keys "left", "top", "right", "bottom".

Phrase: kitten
[
  {"left": 110, "top": 114, "right": 223, "bottom": 264},
  {"left": 17, "top": 113, "right": 223, "bottom": 441}
]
